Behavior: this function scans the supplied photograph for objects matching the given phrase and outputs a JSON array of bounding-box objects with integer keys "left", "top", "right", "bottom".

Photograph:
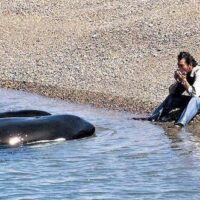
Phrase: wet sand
[{"left": 0, "top": 0, "right": 199, "bottom": 113}]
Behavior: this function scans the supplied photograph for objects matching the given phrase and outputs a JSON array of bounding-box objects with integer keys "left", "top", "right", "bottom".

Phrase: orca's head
[{"left": 72, "top": 119, "right": 95, "bottom": 139}]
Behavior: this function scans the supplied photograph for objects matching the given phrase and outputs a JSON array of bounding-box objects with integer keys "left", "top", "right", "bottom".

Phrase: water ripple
[{"left": 0, "top": 88, "right": 200, "bottom": 199}]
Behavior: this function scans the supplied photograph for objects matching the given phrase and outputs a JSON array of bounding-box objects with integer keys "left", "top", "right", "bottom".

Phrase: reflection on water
[{"left": 0, "top": 88, "right": 200, "bottom": 199}]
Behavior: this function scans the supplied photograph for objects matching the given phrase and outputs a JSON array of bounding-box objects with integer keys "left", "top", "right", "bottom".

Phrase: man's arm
[
  {"left": 169, "top": 70, "right": 186, "bottom": 95},
  {"left": 180, "top": 70, "right": 200, "bottom": 97}
]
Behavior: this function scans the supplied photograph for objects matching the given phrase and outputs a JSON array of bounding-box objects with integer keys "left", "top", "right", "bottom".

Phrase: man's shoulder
[{"left": 191, "top": 65, "right": 200, "bottom": 77}]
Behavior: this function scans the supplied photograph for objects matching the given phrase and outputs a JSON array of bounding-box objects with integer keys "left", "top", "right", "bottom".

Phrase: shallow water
[{"left": 0, "top": 88, "right": 200, "bottom": 199}]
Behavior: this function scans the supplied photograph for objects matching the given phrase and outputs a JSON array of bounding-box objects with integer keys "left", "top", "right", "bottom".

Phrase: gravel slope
[{"left": 0, "top": 0, "right": 199, "bottom": 113}]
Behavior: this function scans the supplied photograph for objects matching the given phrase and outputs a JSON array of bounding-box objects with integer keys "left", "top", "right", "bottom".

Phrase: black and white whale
[{"left": 0, "top": 110, "right": 95, "bottom": 146}]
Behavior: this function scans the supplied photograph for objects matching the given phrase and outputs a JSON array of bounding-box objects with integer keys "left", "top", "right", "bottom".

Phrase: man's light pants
[{"left": 150, "top": 94, "right": 200, "bottom": 126}]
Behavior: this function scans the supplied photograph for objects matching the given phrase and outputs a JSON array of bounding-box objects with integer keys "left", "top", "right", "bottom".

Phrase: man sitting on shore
[{"left": 146, "top": 51, "right": 200, "bottom": 127}]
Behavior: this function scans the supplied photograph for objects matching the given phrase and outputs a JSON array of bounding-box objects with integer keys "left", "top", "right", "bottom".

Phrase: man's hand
[
  {"left": 174, "top": 70, "right": 191, "bottom": 92},
  {"left": 174, "top": 70, "right": 186, "bottom": 83}
]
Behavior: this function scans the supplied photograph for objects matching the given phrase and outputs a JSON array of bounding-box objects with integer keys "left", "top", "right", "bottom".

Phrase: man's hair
[{"left": 178, "top": 51, "right": 198, "bottom": 67}]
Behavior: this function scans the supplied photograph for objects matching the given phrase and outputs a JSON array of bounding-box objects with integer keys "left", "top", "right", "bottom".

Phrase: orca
[{"left": 0, "top": 110, "right": 95, "bottom": 146}]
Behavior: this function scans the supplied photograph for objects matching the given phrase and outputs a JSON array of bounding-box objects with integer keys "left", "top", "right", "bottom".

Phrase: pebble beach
[{"left": 0, "top": 0, "right": 199, "bottom": 113}]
